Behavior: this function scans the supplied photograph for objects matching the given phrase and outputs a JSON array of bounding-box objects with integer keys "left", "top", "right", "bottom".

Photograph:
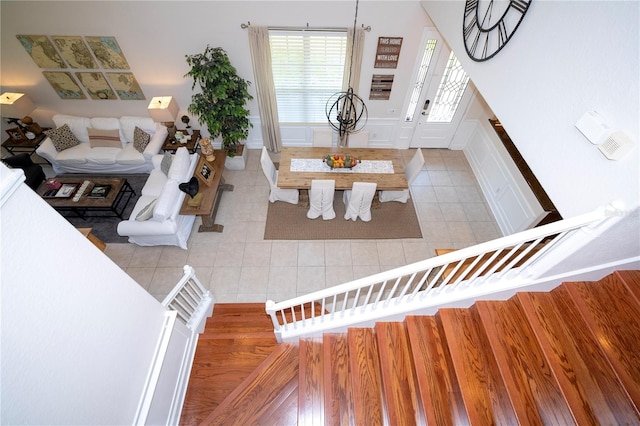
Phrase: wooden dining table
[{"left": 277, "top": 147, "right": 409, "bottom": 190}]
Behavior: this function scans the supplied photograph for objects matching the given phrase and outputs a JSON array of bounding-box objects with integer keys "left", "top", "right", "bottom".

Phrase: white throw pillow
[{"left": 168, "top": 147, "right": 190, "bottom": 180}]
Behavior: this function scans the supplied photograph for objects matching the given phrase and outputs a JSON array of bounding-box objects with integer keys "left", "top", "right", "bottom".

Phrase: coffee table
[{"left": 37, "top": 177, "right": 136, "bottom": 219}]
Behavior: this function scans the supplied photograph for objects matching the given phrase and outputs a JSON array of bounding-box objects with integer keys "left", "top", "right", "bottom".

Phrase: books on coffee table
[{"left": 88, "top": 184, "right": 112, "bottom": 198}]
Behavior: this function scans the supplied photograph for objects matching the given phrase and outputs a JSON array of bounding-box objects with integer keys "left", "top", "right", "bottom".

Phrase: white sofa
[
  {"left": 36, "top": 114, "right": 167, "bottom": 174},
  {"left": 117, "top": 147, "right": 199, "bottom": 249}
]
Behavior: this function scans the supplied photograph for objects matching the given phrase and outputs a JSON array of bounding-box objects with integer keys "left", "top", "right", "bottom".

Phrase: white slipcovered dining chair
[
  {"left": 260, "top": 147, "right": 299, "bottom": 204},
  {"left": 307, "top": 179, "right": 336, "bottom": 220},
  {"left": 312, "top": 128, "right": 333, "bottom": 147},
  {"left": 343, "top": 182, "right": 377, "bottom": 222},
  {"left": 379, "top": 148, "right": 425, "bottom": 203},
  {"left": 347, "top": 130, "right": 369, "bottom": 148}
]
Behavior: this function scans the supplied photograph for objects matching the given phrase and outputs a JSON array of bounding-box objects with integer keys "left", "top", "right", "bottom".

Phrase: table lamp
[
  {"left": 148, "top": 96, "right": 179, "bottom": 140},
  {"left": 1, "top": 92, "right": 35, "bottom": 130}
]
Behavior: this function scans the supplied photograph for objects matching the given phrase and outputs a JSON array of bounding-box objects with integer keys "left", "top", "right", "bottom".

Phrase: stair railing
[
  {"left": 162, "top": 265, "right": 214, "bottom": 334},
  {"left": 266, "top": 205, "right": 623, "bottom": 342}
]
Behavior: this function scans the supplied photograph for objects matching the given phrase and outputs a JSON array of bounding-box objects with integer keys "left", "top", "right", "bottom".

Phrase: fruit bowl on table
[{"left": 324, "top": 154, "right": 360, "bottom": 169}]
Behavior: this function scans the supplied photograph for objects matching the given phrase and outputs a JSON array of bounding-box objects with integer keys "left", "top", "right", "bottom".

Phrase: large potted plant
[{"left": 185, "top": 45, "right": 253, "bottom": 169}]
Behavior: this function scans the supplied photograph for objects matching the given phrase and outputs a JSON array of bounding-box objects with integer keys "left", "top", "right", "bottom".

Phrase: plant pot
[{"left": 224, "top": 144, "right": 247, "bottom": 170}]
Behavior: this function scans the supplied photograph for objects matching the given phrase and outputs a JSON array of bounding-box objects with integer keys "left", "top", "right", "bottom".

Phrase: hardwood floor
[{"left": 180, "top": 271, "right": 640, "bottom": 425}]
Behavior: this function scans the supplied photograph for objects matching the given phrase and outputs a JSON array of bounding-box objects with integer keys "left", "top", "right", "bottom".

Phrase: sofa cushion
[
  {"left": 141, "top": 169, "right": 168, "bottom": 197},
  {"left": 153, "top": 180, "right": 181, "bottom": 222},
  {"left": 85, "top": 147, "right": 120, "bottom": 164},
  {"left": 52, "top": 115, "right": 91, "bottom": 143},
  {"left": 116, "top": 144, "right": 146, "bottom": 165},
  {"left": 135, "top": 198, "right": 157, "bottom": 221},
  {"left": 120, "top": 116, "right": 156, "bottom": 144},
  {"left": 133, "top": 127, "right": 151, "bottom": 152},
  {"left": 88, "top": 128, "right": 121, "bottom": 148},
  {"left": 45, "top": 124, "right": 82, "bottom": 152},
  {"left": 55, "top": 143, "right": 90, "bottom": 164},
  {"left": 168, "top": 147, "right": 190, "bottom": 181}
]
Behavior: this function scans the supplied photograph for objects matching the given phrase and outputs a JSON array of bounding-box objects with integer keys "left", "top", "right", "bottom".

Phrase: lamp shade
[
  {"left": 0, "top": 92, "right": 35, "bottom": 119},
  {"left": 147, "top": 96, "right": 179, "bottom": 123}
]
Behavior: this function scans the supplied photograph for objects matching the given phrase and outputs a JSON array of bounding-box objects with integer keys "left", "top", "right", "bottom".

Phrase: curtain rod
[{"left": 240, "top": 21, "right": 371, "bottom": 32}]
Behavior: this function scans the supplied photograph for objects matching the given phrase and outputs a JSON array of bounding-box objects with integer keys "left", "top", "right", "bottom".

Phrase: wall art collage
[{"left": 16, "top": 35, "right": 144, "bottom": 101}]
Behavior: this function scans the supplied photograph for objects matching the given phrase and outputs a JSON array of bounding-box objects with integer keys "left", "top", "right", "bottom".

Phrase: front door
[{"left": 401, "top": 28, "right": 474, "bottom": 148}]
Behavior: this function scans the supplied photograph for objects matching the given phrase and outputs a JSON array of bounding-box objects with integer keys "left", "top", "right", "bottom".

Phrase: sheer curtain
[{"left": 248, "top": 26, "right": 282, "bottom": 152}]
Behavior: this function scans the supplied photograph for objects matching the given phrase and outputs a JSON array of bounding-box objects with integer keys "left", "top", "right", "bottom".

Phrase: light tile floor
[{"left": 103, "top": 148, "right": 501, "bottom": 303}]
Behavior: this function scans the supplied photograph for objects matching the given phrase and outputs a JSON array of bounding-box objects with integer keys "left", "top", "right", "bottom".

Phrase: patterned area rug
[
  {"left": 264, "top": 192, "right": 423, "bottom": 240},
  {"left": 56, "top": 174, "right": 147, "bottom": 243}
]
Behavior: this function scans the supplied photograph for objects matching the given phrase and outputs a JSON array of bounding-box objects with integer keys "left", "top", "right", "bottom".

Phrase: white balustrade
[{"left": 266, "top": 204, "right": 624, "bottom": 342}]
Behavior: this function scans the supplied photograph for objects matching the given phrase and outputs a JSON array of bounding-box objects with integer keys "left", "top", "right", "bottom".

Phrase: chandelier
[{"left": 326, "top": 0, "right": 368, "bottom": 147}]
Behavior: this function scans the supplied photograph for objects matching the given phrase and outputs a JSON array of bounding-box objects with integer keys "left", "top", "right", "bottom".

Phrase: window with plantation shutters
[{"left": 269, "top": 30, "right": 347, "bottom": 124}]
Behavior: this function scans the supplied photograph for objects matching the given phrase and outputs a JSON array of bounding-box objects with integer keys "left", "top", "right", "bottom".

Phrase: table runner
[{"left": 290, "top": 158, "right": 394, "bottom": 174}]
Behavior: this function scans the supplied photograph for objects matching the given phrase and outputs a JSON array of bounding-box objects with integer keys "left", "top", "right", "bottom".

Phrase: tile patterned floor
[{"left": 103, "top": 148, "right": 501, "bottom": 303}]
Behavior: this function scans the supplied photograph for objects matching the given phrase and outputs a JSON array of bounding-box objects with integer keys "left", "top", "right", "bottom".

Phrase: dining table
[{"left": 276, "top": 147, "right": 409, "bottom": 190}]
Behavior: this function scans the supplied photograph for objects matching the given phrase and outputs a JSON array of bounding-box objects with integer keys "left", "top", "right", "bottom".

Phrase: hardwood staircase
[{"left": 183, "top": 270, "right": 640, "bottom": 425}]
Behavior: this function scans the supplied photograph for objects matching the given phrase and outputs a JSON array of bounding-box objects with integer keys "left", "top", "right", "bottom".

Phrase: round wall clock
[{"left": 463, "top": 0, "right": 532, "bottom": 62}]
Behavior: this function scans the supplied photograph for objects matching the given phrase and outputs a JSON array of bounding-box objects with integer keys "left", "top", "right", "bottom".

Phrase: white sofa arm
[
  {"left": 117, "top": 217, "right": 177, "bottom": 236},
  {"left": 143, "top": 126, "right": 168, "bottom": 160},
  {"left": 35, "top": 137, "right": 58, "bottom": 163}
]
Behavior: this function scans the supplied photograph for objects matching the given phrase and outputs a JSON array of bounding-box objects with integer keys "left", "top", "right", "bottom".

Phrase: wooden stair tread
[
  {"left": 475, "top": 298, "right": 574, "bottom": 425},
  {"left": 323, "top": 333, "right": 355, "bottom": 425},
  {"left": 299, "top": 338, "right": 324, "bottom": 425},
  {"left": 376, "top": 321, "right": 424, "bottom": 425},
  {"left": 405, "top": 315, "right": 469, "bottom": 426},
  {"left": 202, "top": 343, "right": 299, "bottom": 425},
  {"left": 439, "top": 307, "right": 518, "bottom": 425},
  {"left": 348, "top": 327, "right": 386, "bottom": 425},
  {"left": 518, "top": 288, "right": 640, "bottom": 425},
  {"left": 564, "top": 274, "right": 640, "bottom": 410}
]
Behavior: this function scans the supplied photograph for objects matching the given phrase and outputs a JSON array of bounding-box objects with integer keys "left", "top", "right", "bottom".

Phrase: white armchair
[
  {"left": 379, "top": 148, "right": 425, "bottom": 203},
  {"left": 260, "top": 147, "right": 299, "bottom": 204}
]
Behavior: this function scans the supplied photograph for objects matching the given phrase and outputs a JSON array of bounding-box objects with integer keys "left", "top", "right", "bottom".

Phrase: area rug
[
  {"left": 264, "top": 192, "right": 423, "bottom": 240},
  {"left": 57, "top": 174, "right": 147, "bottom": 244}
]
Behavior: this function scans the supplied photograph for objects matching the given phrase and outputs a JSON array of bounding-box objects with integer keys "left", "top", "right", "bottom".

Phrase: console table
[{"left": 179, "top": 150, "right": 232, "bottom": 232}]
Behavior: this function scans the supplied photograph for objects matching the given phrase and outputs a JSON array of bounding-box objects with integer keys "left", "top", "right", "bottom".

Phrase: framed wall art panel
[
  {"left": 16, "top": 35, "right": 66, "bottom": 68},
  {"left": 106, "top": 72, "right": 144, "bottom": 100},
  {"left": 76, "top": 72, "right": 117, "bottom": 100},
  {"left": 43, "top": 71, "right": 86, "bottom": 99},
  {"left": 85, "top": 36, "right": 130, "bottom": 69},
  {"left": 51, "top": 36, "right": 97, "bottom": 69}
]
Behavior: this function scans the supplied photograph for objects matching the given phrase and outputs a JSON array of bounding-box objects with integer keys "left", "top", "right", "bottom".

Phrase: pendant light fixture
[{"left": 326, "top": 0, "right": 368, "bottom": 147}]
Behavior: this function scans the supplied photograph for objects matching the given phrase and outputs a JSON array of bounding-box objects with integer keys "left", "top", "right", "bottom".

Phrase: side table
[
  {"left": 162, "top": 129, "right": 201, "bottom": 154},
  {"left": 2, "top": 128, "right": 51, "bottom": 156}
]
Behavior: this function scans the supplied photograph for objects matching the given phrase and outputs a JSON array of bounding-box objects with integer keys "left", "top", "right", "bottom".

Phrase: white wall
[
  {"left": 0, "top": 1, "right": 432, "bottom": 145},
  {"left": 0, "top": 166, "right": 169, "bottom": 424},
  {"left": 421, "top": 0, "right": 639, "bottom": 219}
]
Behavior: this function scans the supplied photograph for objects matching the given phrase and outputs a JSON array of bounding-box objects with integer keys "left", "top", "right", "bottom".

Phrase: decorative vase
[{"left": 200, "top": 137, "right": 216, "bottom": 163}]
